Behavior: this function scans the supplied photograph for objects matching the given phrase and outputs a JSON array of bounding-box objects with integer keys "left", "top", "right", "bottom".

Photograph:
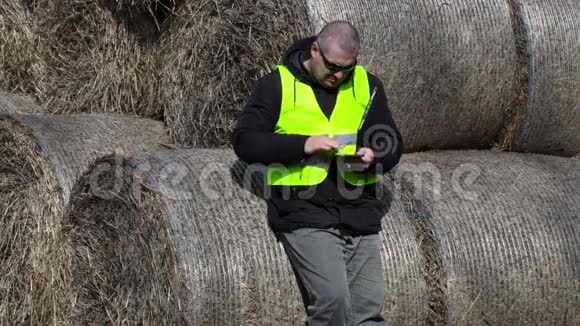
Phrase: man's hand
[
  {"left": 356, "top": 147, "right": 375, "bottom": 169},
  {"left": 304, "top": 135, "right": 340, "bottom": 155}
]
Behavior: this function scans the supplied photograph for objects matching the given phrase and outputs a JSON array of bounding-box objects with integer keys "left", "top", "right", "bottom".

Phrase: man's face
[{"left": 310, "top": 41, "right": 358, "bottom": 89}]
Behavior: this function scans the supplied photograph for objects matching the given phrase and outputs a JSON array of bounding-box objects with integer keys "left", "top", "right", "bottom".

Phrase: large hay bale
[
  {"left": 395, "top": 150, "right": 580, "bottom": 325},
  {"left": 0, "top": 93, "right": 44, "bottom": 114},
  {"left": 306, "top": 0, "right": 518, "bottom": 152},
  {"left": 29, "top": 0, "right": 161, "bottom": 117},
  {"left": 61, "top": 149, "right": 579, "bottom": 324},
  {"left": 511, "top": 0, "right": 580, "bottom": 157},
  {"left": 61, "top": 149, "right": 428, "bottom": 325},
  {"left": 158, "top": 0, "right": 312, "bottom": 147},
  {"left": 0, "top": 0, "right": 43, "bottom": 94},
  {"left": 0, "top": 113, "right": 168, "bottom": 325}
]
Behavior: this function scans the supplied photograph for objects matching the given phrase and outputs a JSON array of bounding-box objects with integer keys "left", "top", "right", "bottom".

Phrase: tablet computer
[
  {"left": 337, "top": 154, "right": 363, "bottom": 159},
  {"left": 336, "top": 154, "right": 365, "bottom": 164}
]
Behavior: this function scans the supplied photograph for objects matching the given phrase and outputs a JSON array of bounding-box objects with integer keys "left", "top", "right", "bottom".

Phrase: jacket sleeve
[
  {"left": 358, "top": 74, "right": 404, "bottom": 173},
  {"left": 232, "top": 71, "right": 309, "bottom": 165}
]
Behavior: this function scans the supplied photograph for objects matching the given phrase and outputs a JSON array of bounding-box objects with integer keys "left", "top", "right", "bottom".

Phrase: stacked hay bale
[
  {"left": 158, "top": 0, "right": 312, "bottom": 147},
  {"left": 394, "top": 150, "right": 580, "bottom": 325},
  {"left": 25, "top": 0, "right": 161, "bottom": 117},
  {"left": 1, "top": 0, "right": 313, "bottom": 146},
  {"left": 510, "top": 0, "right": 580, "bottom": 156},
  {"left": 59, "top": 149, "right": 428, "bottom": 325},
  {"left": 0, "top": 113, "right": 168, "bottom": 325},
  {"left": 58, "top": 149, "right": 579, "bottom": 324},
  {"left": 3, "top": 0, "right": 578, "bottom": 155},
  {"left": 306, "top": 0, "right": 518, "bottom": 152}
]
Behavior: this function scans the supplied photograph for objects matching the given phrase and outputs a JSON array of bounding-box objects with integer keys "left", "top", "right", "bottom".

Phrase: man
[{"left": 233, "top": 21, "right": 403, "bottom": 326}]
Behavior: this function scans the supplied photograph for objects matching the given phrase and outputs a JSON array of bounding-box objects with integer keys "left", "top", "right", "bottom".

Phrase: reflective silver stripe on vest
[
  {"left": 309, "top": 134, "right": 357, "bottom": 147},
  {"left": 333, "top": 134, "right": 357, "bottom": 147}
]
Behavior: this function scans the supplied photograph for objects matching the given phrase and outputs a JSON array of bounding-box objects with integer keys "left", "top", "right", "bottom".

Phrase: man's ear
[{"left": 311, "top": 41, "right": 319, "bottom": 57}]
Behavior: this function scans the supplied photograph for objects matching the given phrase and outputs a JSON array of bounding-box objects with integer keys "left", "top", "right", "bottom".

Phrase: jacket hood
[{"left": 282, "top": 36, "right": 318, "bottom": 85}]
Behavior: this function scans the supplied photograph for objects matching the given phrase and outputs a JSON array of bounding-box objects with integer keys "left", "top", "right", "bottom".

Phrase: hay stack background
[
  {"left": 0, "top": 113, "right": 168, "bottom": 325},
  {"left": 158, "top": 0, "right": 312, "bottom": 147},
  {"left": 60, "top": 149, "right": 428, "bottom": 325},
  {"left": 306, "top": 0, "right": 517, "bottom": 152},
  {"left": 511, "top": 0, "right": 580, "bottom": 157},
  {"left": 395, "top": 150, "right": 580, "bottom": 325},
  {"left": 2, "top": 0, "right": 579, "bottom": 154}
]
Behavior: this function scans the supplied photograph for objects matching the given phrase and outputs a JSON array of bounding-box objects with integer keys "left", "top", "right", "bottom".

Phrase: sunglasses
[{"left": 318, "top": 43, "right": 357, "bottom": 73}]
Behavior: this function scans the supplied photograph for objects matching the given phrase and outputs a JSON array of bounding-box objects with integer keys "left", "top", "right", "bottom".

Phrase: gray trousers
[{"left": 277, "top": 227, "right": 386, "bottom": 326}]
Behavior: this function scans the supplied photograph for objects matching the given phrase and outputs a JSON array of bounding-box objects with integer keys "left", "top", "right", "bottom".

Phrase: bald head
[
  {"left": 305, "top": 21, "right": 360, "bottom": 88},
  {"left": 316, "top": 21, "right": 360, "bottom": 54}
]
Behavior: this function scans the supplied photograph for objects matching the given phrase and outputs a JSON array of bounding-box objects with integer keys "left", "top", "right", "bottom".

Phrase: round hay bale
[
  {"left": 511, "top": 0, "right": 580, "bottom": 157},
  {"left": 29, "top": 0, "right": 161, "bottom": 117},
  {"left": 0, "top": 93, "right": 44, "bottom": 114},
  {"left": 0, "top": 113, "right": 168, "bottom": 324},
  {"left": 158, "top": 0, "right": 312, "bottom": 147},
  {"left": 61, "top": 149, "right": 428, "bottom": 325},
  {"left": 0, "top": 0, "right": 43, "bottom": 94},
  {"left": 306, "top": 0, "right": 517, "bottom": 152},
  {"left": 394, "top": 150, "right": 580, "bottom": 325}
]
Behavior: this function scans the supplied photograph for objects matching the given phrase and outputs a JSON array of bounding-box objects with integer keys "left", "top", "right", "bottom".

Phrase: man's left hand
[{"left": 356, "top": 147, "right": 375, "bottom": 169}]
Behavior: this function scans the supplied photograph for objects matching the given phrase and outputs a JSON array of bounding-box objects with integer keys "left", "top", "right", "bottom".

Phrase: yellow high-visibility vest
[{"left": 267, "top": 65, "right": 378, "bottom": 186}]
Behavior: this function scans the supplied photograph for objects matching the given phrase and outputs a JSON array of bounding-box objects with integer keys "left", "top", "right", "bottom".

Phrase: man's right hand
[{"left": 304, "top": 135, "right": 340, "bottom": 155}]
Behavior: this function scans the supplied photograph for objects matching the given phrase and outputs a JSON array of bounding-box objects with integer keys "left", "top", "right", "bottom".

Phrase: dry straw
[
  {"left": 498, "top": 0, "right": 531, "bottom": 152},
  {"left": 395, "top": 150, "right": 580, "bottom": 325},
  {"left": 158, "top": 0, "right": 312, "bottom": 147},
  {"left": 511, "top": 0, "right": 580, "bottom": 157},
  {"left": 0, "top": 0, "right": 41, "bottom": 95},
  {"left": 0, "top": 112, "right": 168, "bottom": 325},
  {"left": 307, "top": 0, "right": 518, "bottom": 152},
  {"left": 26, "top": 0, "right": 161, "bottom": 117},
  {"left": 60, "top": 149, "right": 428, "bottom": 325},
  {"left": 0, "top": 0, "right": 312, "bottom": 147}
]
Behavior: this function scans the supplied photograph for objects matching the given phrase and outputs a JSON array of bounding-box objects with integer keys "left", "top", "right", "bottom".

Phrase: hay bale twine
[
  {"left": 158, "top": 0, "right": 312, "bottom": 147},
  {"left": 0, "top": 113, "right": 168, "bottom": 325},
  {"left": 306, "top": 0, "right": 517, "bottom": 152},
  {"left": 394, "top": 150, "right": 580, "bottom": 325},
  {"left": 511, "top": 0, "right": 580, "bottom": 156},
  {"left": 29, "top": 0, "right": 161, "bottom": 117},
  {"left": 0, "top": 93, "right": 44, "bottom": 114},
  {"left": 62, "top": 149, "right": 428, "bottom": 325}
]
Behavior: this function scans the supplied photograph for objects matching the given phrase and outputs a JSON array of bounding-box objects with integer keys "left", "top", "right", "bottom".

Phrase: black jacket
[{"left": 232, "top": 37, "right": 403, "bottom": 235}]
